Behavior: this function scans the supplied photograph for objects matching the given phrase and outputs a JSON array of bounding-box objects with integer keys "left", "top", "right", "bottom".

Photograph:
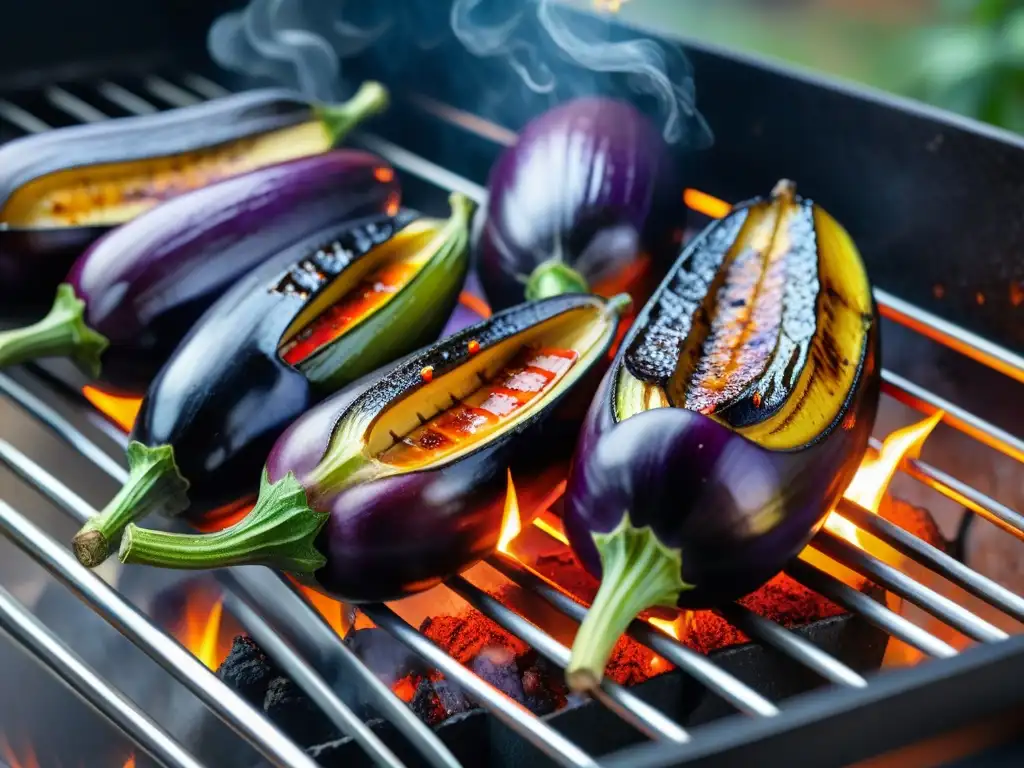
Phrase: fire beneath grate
[
  {"left": 0, "top": 70, "right": 1021, "bottom": 768},
  {"left": 84, "top": 408, "right": 943, "bottom": 757}
]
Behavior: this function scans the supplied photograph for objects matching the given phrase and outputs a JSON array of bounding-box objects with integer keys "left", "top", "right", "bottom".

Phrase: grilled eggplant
[
  {"left": 562, "top": 180, "right": 881, "bottom": 691},
  {"left": 0, "top": 82, "right": 388, "bottom": 319},
  {"left": 112, "top": 293, "right": 630, "bottom": 601},
  {"left": 0, "top": 150, "right": 398, "bottom": 395},
  {"left": 72, "top": 194, "right": 475, "bottom": 567}
]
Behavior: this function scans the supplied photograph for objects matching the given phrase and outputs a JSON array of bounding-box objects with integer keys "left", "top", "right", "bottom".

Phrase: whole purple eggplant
[
  {"left": 562, "top": 181, "right": 881, "bottom": 692},
  {"left": 114, "top": 293, "right": 630, "bottom": 601},
  {"left": 0, "top": 81, "right": 389, "bottom": 321},
  {"left": 0, "top": 150, "right": 399, "bottom": 395},
  {"left": 473, "top": 97, "right": 683, "bottom": 311}
]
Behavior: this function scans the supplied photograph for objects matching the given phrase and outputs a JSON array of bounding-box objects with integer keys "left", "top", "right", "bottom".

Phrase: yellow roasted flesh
[{"left": 1, "top": 121, "right": 332, "bottom": 228}]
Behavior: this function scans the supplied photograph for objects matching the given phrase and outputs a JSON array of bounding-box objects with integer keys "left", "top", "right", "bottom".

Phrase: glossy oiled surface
[
  {"left": 68, "top": 151, "right": 395, "bottom": 394},
  {"left": 3, "top": 122, "right": 331, "bottom": 228}
]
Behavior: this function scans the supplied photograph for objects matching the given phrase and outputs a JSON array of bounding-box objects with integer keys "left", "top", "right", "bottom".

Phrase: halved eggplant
[
  {"left": 71, "top": 194, "right": 475, "bottom": 568},
  {"left": 113, "top": 293, "right": 630, "bottom": 602},
  {"left": 0, "top": 82, "right": 388, "bottom": 319},
  {"left": 561, "top": 180, "right": 882, "bottom": 691}
]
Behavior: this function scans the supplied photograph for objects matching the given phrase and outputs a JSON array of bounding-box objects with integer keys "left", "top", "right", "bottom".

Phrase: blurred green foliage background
[{"left": 616, "top": 0, "right": 1024, "bottom": 134}]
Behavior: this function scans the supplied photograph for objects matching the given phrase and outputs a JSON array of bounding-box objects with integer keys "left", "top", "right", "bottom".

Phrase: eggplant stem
[
  {"left": 0, "top": 283, "right": 109, "bottom": 377},
  {"left": 565, "top": 514, "right": 691, "bottom": 693},
  {"left": 525, "top": 260, "right": 590, "bottom": 302},
  {"left": 316, "top": 81, "right": 390, "bottom": 146},
  {"left": 118, "top": 471, "right": 329, "bottom": 573},
  {"left": 73, "top": 442, "right": 189, "bottom": 567}
]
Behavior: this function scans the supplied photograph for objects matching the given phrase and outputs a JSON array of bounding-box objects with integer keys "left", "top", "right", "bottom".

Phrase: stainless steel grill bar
[
  {"left": 489, "top": 555, "right": 779, "bottom": 717},
  {"left": 0, "top": 438, "right": 463, "bottom": 768},
  {"left": 447, "top": 574, "right": 691, "bottom": 744},
  {"left": 881, "top": 369, "right": 1024, "bottom": 464},
  {"left": 0, "top": 99, "right": 50, "bottom": 133},
  {"left": 0, "top": 373, "right": 128, "bottom": 483},
  {"left": 837, "top": 498, "right": 1024, "bottom": 623},
  {"left": 713, "top": 603, "right": 868, "bottom": 689},
  {"left": 0, "top": 585, "right": 204, "bottom": 768},
  {"left": 181, "top": 72, "right": 233, "bottom": 99},
  {"left": 811, "top": 532, "right": 1008, "bottom": 643},
  {"left": 97, "top": 81, "right": 160, "bottom": 115},
  {"left": 873, "top": 287, "right": 1024, "bottom": 386},
  {"left": 361, "top": 603, "right": 600, "bottom": 768},
  {"left": 871, "top": 436, "right": 1024, "bottom": 541},
  {"left": 0, "top": 501, "right": 321, "bottom": 768},
  {"left": 143, "top": 75, "right": 203, "bottom": 107},
  {"left": 225, "top": 594, "right": 409, "bottom": 768},
  {"left": 44, "top": 85, "right": 108, "bottom": 123},
  {"left": 786, "top": 561, "right": 957, "bottom": 658}
]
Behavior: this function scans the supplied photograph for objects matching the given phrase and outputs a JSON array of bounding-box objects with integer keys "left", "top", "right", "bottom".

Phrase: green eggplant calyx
[
  {"left": 316, "top": 80, "right": 390, "bottom": 145},
  {"left": 73, "top": 441, "right": 190, "bottom": 568},
  {"left": 525, "top": 260, "right": 590, "bottom": 302},
  {"left": 303, "top": 450, "right": 377, "bottom": 501},
  {"left": 565, "top": 514, "right": 691, "bottom": 693},
  {"left": 118, "top": 471, "right": 329, "bottom": 573},
  {"left": 0, "top": 283, "right": 109, "bottom": 378}
]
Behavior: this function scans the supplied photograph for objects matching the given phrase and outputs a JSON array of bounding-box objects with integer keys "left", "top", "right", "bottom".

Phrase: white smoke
[{"left": 207, "top": 0, "right": 712, "bottom": 148}]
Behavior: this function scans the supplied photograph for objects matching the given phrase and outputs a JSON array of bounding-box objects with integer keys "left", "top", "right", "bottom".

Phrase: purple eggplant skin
[
  {"left": 0, "top": 150, "right": 398, "bottom": 395},
  {"left": 563, "top": 323, "right": 879, "bottom": 609},
  {"left": 289, "top": 297, "right": 618, "bottom": 603},
  {"left": 473, "top": 97, "right": 684, "bottom": 312},
  {"left": 115, "top": 294, "right": 627, "bottom": 601},
  {"left": 0, "top": 84, "right": 389, "bottom": 321}
]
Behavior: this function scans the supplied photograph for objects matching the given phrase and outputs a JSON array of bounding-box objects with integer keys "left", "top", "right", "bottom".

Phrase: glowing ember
[
  {"left": 825, "top": 411, "right": 945, "bottom": 545},
  {"left": 81, "top": 386, "right": 141, "bottom": 432},
  {"left": 683, "top": 188, "right": 732, "bottom": 220},
  {"left": 497, "top": 469, "right": 523, "bottom": 554}
]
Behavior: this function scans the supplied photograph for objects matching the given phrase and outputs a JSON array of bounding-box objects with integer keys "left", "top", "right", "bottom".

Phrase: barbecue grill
[{"left": 1, "top": 1, "right": 1023, "bottom": 766}]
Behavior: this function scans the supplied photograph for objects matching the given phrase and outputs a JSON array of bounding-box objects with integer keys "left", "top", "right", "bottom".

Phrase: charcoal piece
[
  {"left": 345, "top": 627, "right": 429, "bottom": 682},
  {"left": 216, "top": 636, "right": 280, "bottom": 708},
  {"left": 519, "top": 654, "right": 563, "bottom": 716},
  {"left": 433, "top": 679, "right": 472, "bottom": 719},
  {"left": 410, "top": 679, "right": 446, "bottom": 726},
  {"left": 409, "top": 678, "right": 473, "bottom": 726},
  {"left": 264, "top": 677, "right": 340, "bottom": 747},
  {"left": 470, "top": 648, "right": 527, "bottom": 706}
]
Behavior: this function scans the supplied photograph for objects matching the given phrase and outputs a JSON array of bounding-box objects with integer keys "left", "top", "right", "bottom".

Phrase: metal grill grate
[{"left": 0, "top": 72, "right": 1021, "bottom": 768}]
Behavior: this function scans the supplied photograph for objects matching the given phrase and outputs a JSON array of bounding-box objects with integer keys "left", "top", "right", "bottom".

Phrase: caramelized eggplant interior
[
  {"left": 317, "top": 303, "right": 617, "bottom": 490},
  {"left": 616, "top": 189, "right": 872, "bottom": 452},
  {"left": 1, "top": 122, "right": 332, "bottom": 229},
  {"left": 278, "top": 217, "right": 442, "bottom": 366}
]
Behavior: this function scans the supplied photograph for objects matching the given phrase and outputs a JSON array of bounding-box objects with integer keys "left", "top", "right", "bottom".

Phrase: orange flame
[
  {"left": 648, "top": 614, "right": 687, "bottom": 640},
  {"left": 0, "top": 736, "right": 39, "bottom": 768},
  {"left": 177, "top": 589, "right": 232, "bottom": 671},
  {"left": 497, "top": 469, "right": 523, "bottom": 554},
  {"left": 80, "top": 386, "right": 141, "bottom": 432},
  {"left": 122, "top": 755, "right": 136, "bottom": 768},
  {"left": 297, "top": 582, "right": 353, "bottom": 637},
  {"left": 825, "top": 411, "right": 945, "bottom": 545},
  {"left": 532, "top": 514, "right": 569, "bottom": 545}
]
